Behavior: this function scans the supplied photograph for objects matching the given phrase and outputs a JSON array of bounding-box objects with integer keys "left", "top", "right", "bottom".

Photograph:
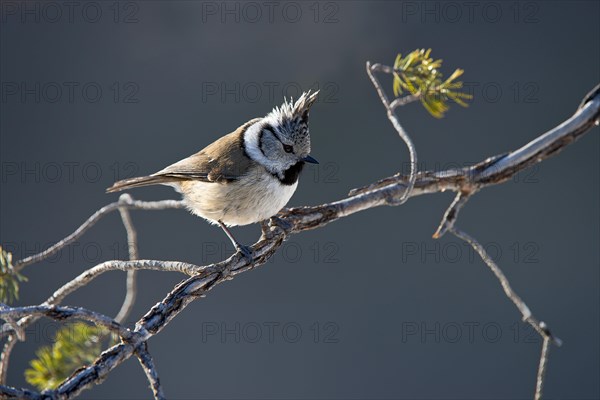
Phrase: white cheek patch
[
  {"left": 243, "top": 121, "right": 271, "bottom": 166},
  {"left": 243, "top": 120, "right": 290, "bottom": 174}
]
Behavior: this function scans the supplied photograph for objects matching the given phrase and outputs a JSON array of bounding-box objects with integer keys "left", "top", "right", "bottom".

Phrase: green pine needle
[
  {"left": 392, "top": 48, "right": 472, "bottom": 118},
  {"left": 25, "top": 322, "right": 114, "bottom": 390},
  {"left": 0, "top": 246, "right": 27, "bottom": 304}
]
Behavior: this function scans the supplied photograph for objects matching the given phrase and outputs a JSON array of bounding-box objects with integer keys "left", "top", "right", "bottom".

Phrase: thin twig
[
  {"left": 450, "top": 227, "right": 534, "bottom": 321},
  {"left": 115, "top": 194, "right": 140, "bottom": 324},
  {"left": 0, "top": 304, "right": 22, "bottom": 385},
  {"left": 0, "top": 259, "right": 204, "bottom": 340},
  {"left": 535, "top": 335, "right": 551, "bottom": 400},
  {"left": 366, "top": 62, "right": 418, "bottom": 205},
  {"left": 134, "top": 342, "right": 165, "bottom": 400},
  {"left": 55, "top": 273, "right": 221, "bottom": 400},
  {"left": 433, "top": 191, "right": 473, "bottom": 238},
  {"left": 449, "top": 226, "right": 560, "bottom": 400},
  {"left": 0, "top": 307, "right": 23, "bottom": 343},
  {"left": 0, "top": 305, "right": 131, "bottom": 340},
  {"left": 390, "top": 93, "right": 420, "bottom": 109},
  {"left": 13, "top": 199, "right": 184, "bottom": 271},
  {"left": 118, "top": 195, "right": 140, "bottom": 261},
  {"left": 0, "top": 336, "right": 16, "bottom": 384}
]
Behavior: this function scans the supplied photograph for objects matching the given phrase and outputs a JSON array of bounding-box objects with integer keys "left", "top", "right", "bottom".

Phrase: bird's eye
[{"left": 283, "top": 144, "right": 294, "bottom": 153}]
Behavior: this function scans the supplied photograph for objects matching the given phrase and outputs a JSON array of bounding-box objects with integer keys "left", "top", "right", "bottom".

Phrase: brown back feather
[{"left": 106, "top": 118, "right": 261, "bottom": 193}]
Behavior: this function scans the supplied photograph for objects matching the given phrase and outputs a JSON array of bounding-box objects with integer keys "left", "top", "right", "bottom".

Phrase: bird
[{"left": 107, "top": 90, "right": 319, "bottom": 258}]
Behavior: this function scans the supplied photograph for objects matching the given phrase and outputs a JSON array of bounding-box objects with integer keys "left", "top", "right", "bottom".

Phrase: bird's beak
[{"left": 302, "top": 155, "right": 319, "bottom": 164}]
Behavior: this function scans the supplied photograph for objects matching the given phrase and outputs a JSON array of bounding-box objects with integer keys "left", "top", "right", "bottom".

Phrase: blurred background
[{"left": 1, "top": 1, "right": 599, "bottom": 398}]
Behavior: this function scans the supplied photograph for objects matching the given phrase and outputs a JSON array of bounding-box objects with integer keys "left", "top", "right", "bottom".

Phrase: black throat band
[{"left": 275, "top": 161, "right": 304, "bottom": 185}]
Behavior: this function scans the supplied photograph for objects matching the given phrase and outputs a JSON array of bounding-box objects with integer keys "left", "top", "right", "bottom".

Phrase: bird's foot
[
  {"left": 235, "top": 244, "right": 254, "bottom": 261},
  {"left": 269, "top": 216, "right": 293, "bottom": 232}
]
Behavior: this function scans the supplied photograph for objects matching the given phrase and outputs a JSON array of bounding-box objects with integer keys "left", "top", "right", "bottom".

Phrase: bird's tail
[{"left": 106, "top": 175, "right": 176, "bottom": 193}]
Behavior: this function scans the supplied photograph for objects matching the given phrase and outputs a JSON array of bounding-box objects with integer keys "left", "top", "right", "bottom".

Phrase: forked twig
[
  {"left": 366, "top": 62, "right": 419, "bottom": 205},
  {"left": 13, "top": 199, "right": 184, "bottom": 271},
  {"left": 448, "top": 226, "right": 561, "bottom": 400}
]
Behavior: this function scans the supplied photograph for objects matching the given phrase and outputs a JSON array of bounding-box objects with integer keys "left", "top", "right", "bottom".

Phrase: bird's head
[{"left": 245, "top": 91, "right": 319, "bottom": 178}]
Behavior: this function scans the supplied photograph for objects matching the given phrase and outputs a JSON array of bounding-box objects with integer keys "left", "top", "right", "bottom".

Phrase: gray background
[{"left": 1, "top": 1, "right": 599, "bottom": 399}]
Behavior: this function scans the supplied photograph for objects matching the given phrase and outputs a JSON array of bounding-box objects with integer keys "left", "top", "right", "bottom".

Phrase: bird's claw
[
  {"left": 236, "top": 244, "right": 254, "bottom": 261},
  {"left": 269, "top": 216, "right": 293, "bottom": 231}
]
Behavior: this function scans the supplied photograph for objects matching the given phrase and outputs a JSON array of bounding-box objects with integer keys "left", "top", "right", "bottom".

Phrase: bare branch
[
  {"left": 13, "top": 199, "right": 184, "bottom": 271},
  {"left": 1, "top": 82, "right": 597, "bottom": 399},
  {"left": 115, "top": 194, "right": 140, "bottom": 324},
  {"left": 535, "top": 335, "right": 552, "bottom": 400},
  {"left": 0, "top": 308, "right": 23, "bottom": 343},
  {"left": 0, "top": 305, "right": 24, "bottom": 385},
  {"left": 0, "top": 307, "right": 23, "bottom": 384},
  {"left": 118, "top": 194, "right": 140, "bottom": 261},
  {"left": 0, "top": 336, "right": 16, "bottom": 384},
  {"left": 478, "top": 97, "right": 600, "bottom": 184},
  {"left": 366, "top": 62, "right": 418, "bottom": 205},
  {"left": 54, "top": 274, "right": 221, "bottom": 400},
  {"left": 351, "top": 94, "right": 600, "bottom": 197},
  {"left": 0, "top": 383, "right": 38, "bottom": 399},
  {"left": 433, "top": 191, "right": 473, "bottom": 239},
  {"left": 0, "top": 259, "right": 203, "bottom": 341},
  {"left": 450, "top": 227, "right": 534, "bottom": 321},
  {"left": 134, "top": 343, "right": 165, "bottom": 400},
  {"left": 389, "top": 93, "right": 420, "bottom": 109},
  {"left": 449, "top": 226, "right": 561, "bottom": 400},
  {"left": 1, "top": 305, "right": 131, "bottom": 340},
  {"left": 115, "top": 268, "right": 137, "bottom": 324}
]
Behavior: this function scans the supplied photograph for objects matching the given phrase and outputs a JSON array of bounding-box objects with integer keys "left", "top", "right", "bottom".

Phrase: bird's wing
[{"left": 154, "top": 118, "right": 260, "bottom": 183}]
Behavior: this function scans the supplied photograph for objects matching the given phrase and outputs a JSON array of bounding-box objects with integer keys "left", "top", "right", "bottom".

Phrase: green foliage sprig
[
  {"left": 25, "top": 322, "right": 115, "bottom": 390},
  {"left": 0, "top": 246, "right": 27, "bottom": 304},
  {"left": 392, "top": 48, "right": 472, "bottom": 118}
]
